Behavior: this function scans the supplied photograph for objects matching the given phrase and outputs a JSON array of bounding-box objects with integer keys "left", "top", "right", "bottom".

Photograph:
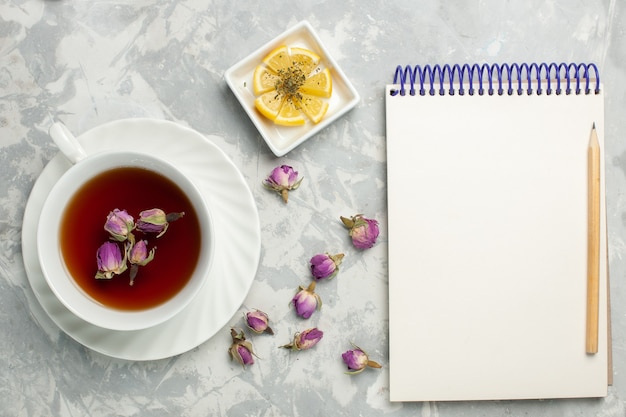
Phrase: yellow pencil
[{"left": 586, "top": 123, "right": 600, "bottom": 354}]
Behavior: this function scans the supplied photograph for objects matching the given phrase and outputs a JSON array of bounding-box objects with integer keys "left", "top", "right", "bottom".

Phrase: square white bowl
[{"left": 225, "top": 20, "right": 360, "bottom": 157}]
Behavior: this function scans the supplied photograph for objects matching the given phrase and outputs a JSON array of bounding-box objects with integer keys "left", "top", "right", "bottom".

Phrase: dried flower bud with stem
[
  {"left": 244, "top": 309, "right": 274, "bottom": 335},
  {"left": 104, "top": 209, "right": 135, "bottom": 242},
  {"left": 280, "top": 328, "right": 324, "bottom": 351},
  {"left": 136, "top": 208, "right": 184, "bottom": 238},
  {"left": 291, "top": 282, "right": 322, "bottom": 319},
  {"left": 341, "top": 342, "right": 382, "bottom": 375},
  {"left": 263, "top": 165, "right": 303, "bottom": 203},
  {"left": 127, "top": 239, "right": 156, "bottom": 286},
  {"left": 340, "top": 214, "right": 380, "bottom": 249},
  {"left": 95, "top": 241, "right": 128, "bottom": 279},
  {"left": 228, "top": 328, "right": 258, "bottom": 368},
  {"left": 310, "top": 252, "right": 344, "bottom": 281}
]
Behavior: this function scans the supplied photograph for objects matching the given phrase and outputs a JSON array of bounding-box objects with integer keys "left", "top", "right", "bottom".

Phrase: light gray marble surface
[{"left": 2, "top": 0, "right": 626, "bottom": 416}]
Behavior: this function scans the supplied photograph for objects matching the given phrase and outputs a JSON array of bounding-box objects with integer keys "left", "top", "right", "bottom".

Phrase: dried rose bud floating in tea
[
  {"left": 60, "top": 166, "right": 202, "bottom": 311},
  {"left": 95, "top": 206, "right": 184, "bottom": 286}
]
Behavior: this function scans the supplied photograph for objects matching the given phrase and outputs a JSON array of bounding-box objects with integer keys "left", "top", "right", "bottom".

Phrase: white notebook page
[{"left": 386, "top": 83, "right": 607, "bottom": 401}]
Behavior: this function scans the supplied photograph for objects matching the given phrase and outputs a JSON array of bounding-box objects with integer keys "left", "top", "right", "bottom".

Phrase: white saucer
[{"left": 22, "top": 118, "right": 261, "bottom": 361}]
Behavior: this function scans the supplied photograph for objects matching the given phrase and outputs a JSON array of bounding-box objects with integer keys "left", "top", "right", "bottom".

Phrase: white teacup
[{"left": 37, "top": 122, "right": 214, "bottom": 331}]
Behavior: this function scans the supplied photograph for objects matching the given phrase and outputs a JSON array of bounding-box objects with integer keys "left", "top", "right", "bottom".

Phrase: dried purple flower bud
[
  {"left": 236, "top": 344, "right": 254, "bottom": 366},
  {"left": 310, "top": 253, "right": 344, "bottom": 281},
  {"left": 280, "top": 328, "right": 324, "bottom": 351},
  {"left": 95, "top": 241, "right": 127, "bottom": 279},
  {"left": 228, "top": 328, "right": 257, "bottom": 368},
  {"left": 127, "top": 239, "right": 156, "bottom": 286},
  {"left": 262, "top": 165, "right": 303, "bottom": 203},
  {"left": 104, "top": 209, "right": 135, "bottom": 242},
  {"left": 291, "top": 282, "right": 321, "bottom": 319},
  {"left": 340, "top": 214, "right": 380, "bottom": 249},
  {"left": 136, "top": 208, "right": 184, "bottom": 238},
  {"left": 244, "top": 309, "right": 274, "bottom": 334},
  {"left": 128, "top": 239, "right": 155, "bottom": 266},
  {"left": 341, "top": 343, "right": 382, "bottom": 375}
]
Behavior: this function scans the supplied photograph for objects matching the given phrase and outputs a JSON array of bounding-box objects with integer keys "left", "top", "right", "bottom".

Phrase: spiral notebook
[{"left": 386, "top": 63, "right": 609, "bottom": 402}]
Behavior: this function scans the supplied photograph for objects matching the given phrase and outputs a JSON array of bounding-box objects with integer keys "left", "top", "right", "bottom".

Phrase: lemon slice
[
  {"left": 253, "top": 66, "right": 280, "bottom": 95},
  {"left": 262, "top": 46, "right": 291, "bottom": 73},
  {"left": 300, "top": 68, "right": 332, "bottom": 98},
  {"left": 298, "top": 93, "right": 329, "bottom": 123},
  {"left": 274, "top": 98, "right": 306, "bottom": 126},
  {"left": 289, "top": 47, "right": 321, "bottom": 75},
  {"left": 254, "top": 91, "right": 284, "bottom": 121}
]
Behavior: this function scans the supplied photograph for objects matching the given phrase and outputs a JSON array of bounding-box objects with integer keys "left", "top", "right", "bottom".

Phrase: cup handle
[{"left": 49, "top": 122, "right": 87, "bottom": 164}]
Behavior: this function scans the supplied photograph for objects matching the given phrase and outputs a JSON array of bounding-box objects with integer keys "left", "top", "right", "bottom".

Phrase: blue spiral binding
[{"left": 390, "top": 62, "right": 600, "bottom": 97}]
